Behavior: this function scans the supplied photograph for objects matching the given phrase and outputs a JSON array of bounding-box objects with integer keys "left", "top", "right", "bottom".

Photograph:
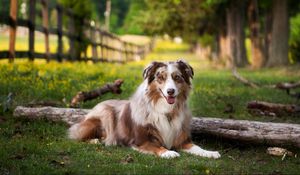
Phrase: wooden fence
[{"left": 0, "top": 0, "right": 153, "bottom": 63}]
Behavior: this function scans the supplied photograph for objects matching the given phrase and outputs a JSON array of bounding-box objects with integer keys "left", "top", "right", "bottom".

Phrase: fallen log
[
  {"left": 14, "top": 106, "right": 90, "bottom": 125},
  {"left": 247, "top": 100, "right": 300, "bottom": 116},
  {"left": 191, "top": 117, "right": 300, "bottom": 148},
  {"left": 275, "top": 81, "right": 300, "bottom": 90},
  {"left": 13, "top": 106, "right": 300, "bottom": 148},
  {"left": 70, "top": 79, "right": 123, "bottom": 107}
]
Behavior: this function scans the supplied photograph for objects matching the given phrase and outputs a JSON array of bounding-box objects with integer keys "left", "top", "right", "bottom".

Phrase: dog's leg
[
  {"left": 133, "top": 142, "right": 180, "bottom": 159},
  {"left": 181, "top": 143, "right": 221, "bottom": 159},
  {"left": 68, "top": 118, "right": 104, "bottom": 141}
]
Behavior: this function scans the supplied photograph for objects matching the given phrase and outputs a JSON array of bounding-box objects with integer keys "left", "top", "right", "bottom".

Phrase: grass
[{"left": 0, "top": 38, "right": 300, "bottom": 174}]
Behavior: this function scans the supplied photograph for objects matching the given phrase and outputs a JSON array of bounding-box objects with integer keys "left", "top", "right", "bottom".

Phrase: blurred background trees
[
  {"left": 3, "top": 0, "right": 299, "bottom": 67},
  {"left": 115, "top": 0, "right": 300, "bottom": 68},
  {"left": 131, "top": 0, "right": 300, "bottom": 68}
]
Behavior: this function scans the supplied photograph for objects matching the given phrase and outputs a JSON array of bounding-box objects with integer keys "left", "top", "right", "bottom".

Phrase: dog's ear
[
  {"left": 176, "top": 59, "right": 194, "bottom": 84},
  {"left": 143, "top": 61, "right": 166, "bottom": 83}
]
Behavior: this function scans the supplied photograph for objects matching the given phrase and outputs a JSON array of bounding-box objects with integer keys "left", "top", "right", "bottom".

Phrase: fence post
[
  {"left": 28, "top": 0, "right": 36, "bottom": 61},
  {"left": 68, "top": 12, "right": 75, "bottom": 61},
  {"left": 42, "top": 0, "right": 50, "bottom": 62},
  {"left": 9, "top": 0, "right": 18, "bottom": 63},
  {"left": 117, "top": 39, "right": 123, "bottom": 62},
  {"left": 129, "top": 43, "right": 133, "bottom": 61},
  {"left": 123, "top": 42, "right": 128, "bottom": 62},
  {"left": 103, "top": 34, "right": 107, "bottom": 61},
  {"left": 99, "top": 30, "right": 104, "bottom": 61},
  {"left": 91, "top": 27, "right": 98, "bottom": 62},
  {"left": 56, "top": 5, "right": 63, "bottom": 62}
]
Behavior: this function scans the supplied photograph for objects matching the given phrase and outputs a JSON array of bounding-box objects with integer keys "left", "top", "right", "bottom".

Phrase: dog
[{"left": 68, "top": 60, "right": 221, "bottom": 159}]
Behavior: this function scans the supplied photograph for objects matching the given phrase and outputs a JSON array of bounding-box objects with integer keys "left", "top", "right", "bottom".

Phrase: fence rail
[{"left": 0, "top": 0, "right": 153, "bottom": 63}]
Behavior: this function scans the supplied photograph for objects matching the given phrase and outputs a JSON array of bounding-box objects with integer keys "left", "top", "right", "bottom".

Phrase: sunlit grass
[
  {"left": 0, "top": 29, "right": 70, "bottom": 54},
  {"left": 0, "top": 38, "right": 300, "bottom": 174}
]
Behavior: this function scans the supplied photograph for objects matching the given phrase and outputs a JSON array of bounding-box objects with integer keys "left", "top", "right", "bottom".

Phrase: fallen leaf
[{"left": 267, "top": 147, "right": 294, "bottom": 160}]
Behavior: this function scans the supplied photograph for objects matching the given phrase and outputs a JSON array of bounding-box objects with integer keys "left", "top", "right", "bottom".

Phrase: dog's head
[{"left": 143, "top": 59, "right": 194, "bottom": 105}]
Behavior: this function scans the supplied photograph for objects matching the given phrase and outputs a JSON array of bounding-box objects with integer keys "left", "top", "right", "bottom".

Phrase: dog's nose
[{"left": 167, "top": 88, "right": 175, "bottom": 96}]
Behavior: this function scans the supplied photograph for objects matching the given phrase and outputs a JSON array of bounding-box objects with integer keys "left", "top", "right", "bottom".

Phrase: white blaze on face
[{"left": 162, "top": 64, "right": 179, "bottom": 104}]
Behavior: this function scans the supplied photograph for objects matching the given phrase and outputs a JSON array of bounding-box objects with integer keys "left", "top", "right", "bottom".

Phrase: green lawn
[{"left": 0, "top": 39, "right": 300, "bottom": 174}]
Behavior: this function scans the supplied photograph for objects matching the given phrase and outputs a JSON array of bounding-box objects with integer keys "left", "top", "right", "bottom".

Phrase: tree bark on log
[
  {"left": 191, "top": 117, "right": 300, "bottom": 148},
  {"left": 70, "top": 79, "right": 123, "bottom": 107},
  {"left": 14, "top": 106, "right": 90, "bottom": 125},
  {"left": 275, "top": 81, "right": 300, "bottom": 90},
  {"left": 13, "top": 106, "right": 300, "bottom": 148}
]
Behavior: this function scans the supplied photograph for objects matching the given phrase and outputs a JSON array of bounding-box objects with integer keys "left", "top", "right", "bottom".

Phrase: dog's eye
[
  {"left": 156, "top": 73, "right": 165, "bottom": 81},
  {"left": 174, "top": 75, "right": 181, "bottom": 81}
]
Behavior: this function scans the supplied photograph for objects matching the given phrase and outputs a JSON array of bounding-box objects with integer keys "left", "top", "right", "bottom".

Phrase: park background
[{"left": 0, "top": 0, "right": 300, "bottom": 174}]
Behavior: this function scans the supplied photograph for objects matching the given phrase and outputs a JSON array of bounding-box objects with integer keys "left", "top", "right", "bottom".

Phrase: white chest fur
[{"left": 150, "top": 111, "right": 185, "bottom": 149}]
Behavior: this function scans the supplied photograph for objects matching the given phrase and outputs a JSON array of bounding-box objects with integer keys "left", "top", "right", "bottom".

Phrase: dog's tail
[{"left": 68, "top": 118, "right": 103, "bottom": 141}]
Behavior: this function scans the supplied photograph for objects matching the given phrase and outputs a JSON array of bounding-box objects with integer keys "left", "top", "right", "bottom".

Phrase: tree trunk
[
  {"left": 266, "top": 0, "right": 289, "bottom": 67},
  {"left": 263, "top": 8, "right": 272, "bottom": 65},
  {"left": 226, "top": 0, "right": 248, "bottom": 67},
  {"left": 218, "top": 29, "right": 231, "bottom": 68},
  {"left": 13, "top": 106, "right": 300, "bottom": 148},
  {"left": 248, "top": 0, "right": 265, "bottom": 68}
]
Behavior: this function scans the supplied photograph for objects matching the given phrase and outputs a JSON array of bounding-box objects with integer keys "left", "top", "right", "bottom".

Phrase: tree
[
  {"left": 91, "top": 0, "right": 130, "bottom": 33},
  {"left": 290, "top": 13, "right": 300, "bottom": 63},
  {"left": 136, "top": 0, "right": 207, "bottom": 42},
  {"left": 226, "top": 0, "right": 248, "bottom": 67},
  {"left": 288, "top": 0, "right": 300, "bottom": 63},
  {"left": 248, "top": 0, "right": 265, "bottom": 68},
  {"left": 266, "top": 0, "right": 289, "bottom": 67},
  {"left": 120, "top": 0, "right": 146, "bottom": 34}
]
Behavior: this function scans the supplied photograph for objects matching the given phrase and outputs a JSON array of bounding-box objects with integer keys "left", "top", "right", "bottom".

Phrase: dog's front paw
[
  {"left": 160, "top": 150, "right": 180, "bottom": 159},
  {"left": 201, "top": 151, "right": 221, "bottom": 159},
  {"left": 183, "top": 145, "right": 221, "bottom": 159}
]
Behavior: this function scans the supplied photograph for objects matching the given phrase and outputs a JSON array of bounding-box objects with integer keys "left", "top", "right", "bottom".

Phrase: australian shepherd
[{"left": 68, "top": 60, "right": 220, "bottom": 159}]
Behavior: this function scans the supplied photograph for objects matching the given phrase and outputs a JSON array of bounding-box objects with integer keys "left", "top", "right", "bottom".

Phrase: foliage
[
  {"left": 131, "top": 0, "right": 232, "bottom": 42},
  {"left": 59, "top": 0, "right": 92, "bottom": 19},
  {"left": 0, "top": 0, "right": 9, "bottom": 18},
  {"left": 290, "top": 13, "right": 300, "bottom": 63},
  {"left": 134, "top": 0, "right": 211, "bottom": 42},
  {"left": 0, "top": 39, "right": 300, "bottom": 174},
  {"left": 91, "top": 0, "right": 130, "bottom": 33},
  {"left": 118, "top": 0, "right": 146, "bottom": 35},
  {"left": 198, "top": 33, "right": 214, "bottom": 48}
]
